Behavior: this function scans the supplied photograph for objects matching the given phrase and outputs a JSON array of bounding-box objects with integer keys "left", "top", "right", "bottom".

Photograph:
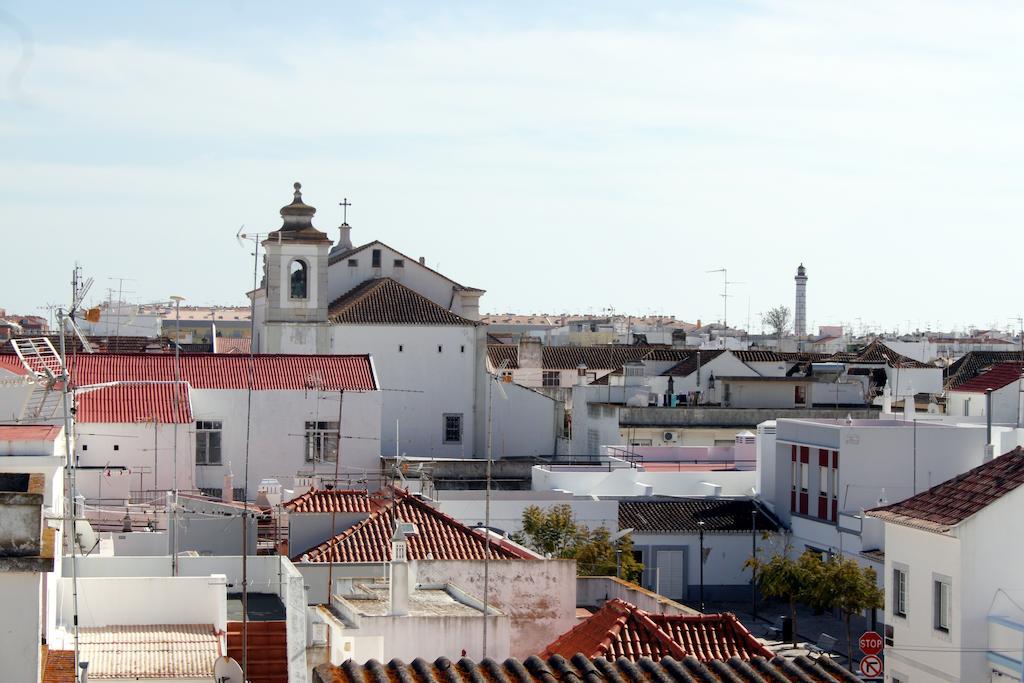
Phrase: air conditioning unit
[{"left": 663, "top": 431, "right": 677, "bottom": 442}]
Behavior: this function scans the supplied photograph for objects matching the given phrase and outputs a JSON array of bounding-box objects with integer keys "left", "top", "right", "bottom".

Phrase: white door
[{"left": 655, "top": 550, "right": 685, "bottom": 599}]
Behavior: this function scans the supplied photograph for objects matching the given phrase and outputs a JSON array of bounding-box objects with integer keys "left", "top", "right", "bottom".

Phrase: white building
[
  {"left": 249, "top": 183, "right": 556, "bottom": 459},
  {"left": 0, "top": 425, "right": 66, "bottom": 683},
  {"left": 68, "top": 353, "right": 382, "bottom": 499},
  {"left": 945, "top": 362, "right": 1023, "bottom": 424},
  {"left": 763, "top": 415, "right": 1024, "bottom": 633},
  {"left": 867, "top": 447, "right": 1024, "bottom": 683}
]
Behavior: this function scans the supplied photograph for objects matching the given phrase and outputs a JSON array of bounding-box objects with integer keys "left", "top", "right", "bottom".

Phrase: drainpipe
[{"left": 985, "top": 388, "right": 995, "bottom": 462}]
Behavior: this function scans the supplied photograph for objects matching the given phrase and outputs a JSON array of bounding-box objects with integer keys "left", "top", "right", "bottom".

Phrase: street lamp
[{"left": 698, "top": 520, "right": 706, "bottom": 612}]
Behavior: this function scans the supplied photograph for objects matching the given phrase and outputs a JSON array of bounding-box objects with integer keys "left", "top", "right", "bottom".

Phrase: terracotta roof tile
[
  {"left": 0, "top": 425, "right": 62, "bottom": 442},
  {"left": 947, "top": 362, "right": 1024, "bottom": 393},
  {"left": 867, "top": 447, "right": 1024, "bottom": 533},
  {"left": 43, "top": 649, "right": 76, "bottom": 683},
  {"left": 67, "top": 353, "right": 377, "bottom": 391},
  {"left": 542, "top": 599, "right": 774, "bottom": 662},
  {"left": 328, "top": 278, "right": 478, "bottom": 326},
  {"left": 75, "top": 382, "right": 193, "bottom": 424},
  {"left": 945, "top": 351, "right": 1024, "bottom": 390},
  {"left": 662, "top": 350, "right": 726, "bottom": 377},
  {"left": 283, "top": 489, "right": 375, "bottom": 513},
  {"left": 486, "top": 345, "right": 684, "bottom": 372},
  {"left": 313, "top": 653, "right": 861, "bottom": 683},
  {"left": 619, "top": 499, "right": 780, "bottom": 533},
  {"left": 295, "top": 489, "right": 534, "bottom": 562}
]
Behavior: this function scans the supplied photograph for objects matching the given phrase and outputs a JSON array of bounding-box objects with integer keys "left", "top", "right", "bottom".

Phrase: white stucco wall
[
  {"left": 0, "top": 572, "right": 42, "bottom": 683},
  {"left": 75, "top": 422, "right": 192, "bottom": 499},
  {"left": 432, "top": 491, "right": 619, "bottom": 536},
  {"left": 330, "top": 325, "right": 478, "bottom": 459},
  {"left": 946, "top": 384, "right": 1021, "bottom": 424},
  {"left": 532, "top": 464, "right": 757, "bottom": 497},
  {"left": 414, "top": 559, "right": 578, "bottom": 659},
  {"left": 186, "top": 387, "right": 381, "bottom": 498}
]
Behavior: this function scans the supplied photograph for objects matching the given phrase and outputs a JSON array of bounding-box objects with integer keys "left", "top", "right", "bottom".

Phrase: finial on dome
[{"left": 293, "top": 182, "right": 302, "bottom": 199}]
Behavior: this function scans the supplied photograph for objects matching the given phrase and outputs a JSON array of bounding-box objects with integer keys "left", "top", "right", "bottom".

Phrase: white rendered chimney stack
[{"left": 390, "top": 527, "right": 410, "bottom": 616}]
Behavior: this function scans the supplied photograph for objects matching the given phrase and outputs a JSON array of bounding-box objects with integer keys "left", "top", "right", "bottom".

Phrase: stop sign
[{"left": 859, "top": 631, "right": 883, "bottom": 656}]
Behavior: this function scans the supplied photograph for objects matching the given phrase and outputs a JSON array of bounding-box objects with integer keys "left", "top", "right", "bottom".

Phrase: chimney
[
  {"left": 985, "top": 388, "right": 995, "bottom": 462},
  {"left": 576, "top": 364, "right": 588, "bottom": 387},
  {"left": 418, "top": 257, "right": 426, "bottom": 266},
  {"left": 517, "top": 336, "right": 543, "bottom": 370},
  {"left": 389, "top": 526, "right": 410, "bottom": 616},
  {"left": 222, "top": 464, "right": 234, "bottom": 503}
]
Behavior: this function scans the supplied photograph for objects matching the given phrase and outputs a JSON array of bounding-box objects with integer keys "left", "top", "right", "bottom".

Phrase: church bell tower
[{"left": 259, "top": 182, "right": 333, "bottom": 352}]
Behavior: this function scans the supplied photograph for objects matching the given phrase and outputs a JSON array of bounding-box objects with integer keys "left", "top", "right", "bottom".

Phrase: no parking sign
[{"left": 859, "top": 654, "right": 883, "bottom": 679}]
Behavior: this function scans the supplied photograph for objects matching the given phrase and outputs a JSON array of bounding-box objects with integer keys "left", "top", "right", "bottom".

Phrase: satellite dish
[{"left": 213, "top": 655, "right": 243, "bottom": 683}]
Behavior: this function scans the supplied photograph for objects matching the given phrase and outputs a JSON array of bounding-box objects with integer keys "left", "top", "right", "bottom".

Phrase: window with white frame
[
  {"left": 305, "top": 421, "right": 339, "bottom": 462},
  {"left": 195, "top": 421, "right": 223, "bottom": 465},
  {"left": 934, "top": 577, "right": 951, "bottom": 632},
  {"left": 893, "top": 566, "right": 908, "bottom": 617},
  {"left": 800, "top": 462, "right": 809, "bottom": 492},
  {"left": 542, "top": 371, "right": 561, "bottom": 387},
  {"left": 443, "top": 414, "right": 463, "bottom": 444},
  {"left": 831, "top": 466, "right": 839, "bottom": 501},
  {"left": 819, "top": 465, "right": 828, "bottom": 497}
]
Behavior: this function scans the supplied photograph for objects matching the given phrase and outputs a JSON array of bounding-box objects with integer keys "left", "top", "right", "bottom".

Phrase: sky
[{"left": 2, "top": 1, "right": 1023, "bottom": 335}]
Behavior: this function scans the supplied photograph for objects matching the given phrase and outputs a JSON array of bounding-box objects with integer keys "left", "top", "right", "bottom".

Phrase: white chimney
[
  {"left": 576, "top": 364, "right": 589, "bottom": 387},
  {"left": 389, "top": 526, "right": 410, "bottom": 616}
]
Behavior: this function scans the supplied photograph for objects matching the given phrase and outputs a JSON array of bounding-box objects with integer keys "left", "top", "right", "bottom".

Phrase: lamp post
[
  {"left": 169, "top": 295, "right": 184, "bottom": 578},
  {"left": 698, "top": 520, "right": 706, "bottom": 612}
]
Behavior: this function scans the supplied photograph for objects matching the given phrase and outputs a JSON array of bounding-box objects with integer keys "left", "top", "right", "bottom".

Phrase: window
[
  {"left": 348, "top": 258, "right": 358, "bottom": 267},
  {"left": 819, "top": 465, "right": 828, "bottom": 497},
  {"left": 437, "top": 345, "right": 443, "bottom": 353},
  {"left": 289, "top": 260, "right": 308, "bottom": 299},
  {"left": 305, "top": 421, "right": 339, "bottom": 463},
  {"left": 113, "top": 444, "right": 119, "bottom": 451},
  {"left": 372, "top": 249, "right": 382, "bottom": 268},
  {"left": 934, "top": 578, "right": 951, "bottom": 632},
  {"left": 800, "top": 462, "right": 808, "bottom": 492},
  {"left": 831, "top": 467, "right": 839, "bottom": 500},
  {"left": 542, "top": 371, "right": 561, "bottom": 387},
  {"left": 82, "top": 444, "right": 88, "bottom": 451},
  {"left": 196, "top": 421, "right": 223, "bottom": 465},
  {"left": 792, "top": 460, "right": 797, "bottom": 491},
  {"left": 794, "top": 385, "right": 807, "bottom": 405},
  {"left": 398, "top": 344, "right": 404, "bottom": 353},
  {"left": 394, "top": 259, "right": 405, "bottom": 267},
  {"left": 443, "top": 414, "right": 463, "bottom": 444},
  {"left": 893, "top": 567, "right": 908, "bottom": 617},
  {"left": 460, "top": 345, "right": 465, "bottom": 353},
  {"left": 587, "top": 428, "right": 599, "bottom": 453}
]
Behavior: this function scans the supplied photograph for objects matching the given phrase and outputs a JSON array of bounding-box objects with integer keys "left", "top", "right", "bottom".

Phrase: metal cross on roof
[{"left": 339, "top": 197, "right": 351, "bottom": 224}]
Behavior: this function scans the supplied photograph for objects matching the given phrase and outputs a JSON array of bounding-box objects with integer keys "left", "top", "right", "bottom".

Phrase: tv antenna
[{"left": 706, "top": 268, "right": 744, "bottom": 330}]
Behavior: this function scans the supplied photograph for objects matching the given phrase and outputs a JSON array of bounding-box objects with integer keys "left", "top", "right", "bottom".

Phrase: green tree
[
  {"left": 804, "top": 554, "right": 884, "bottom": 664},
  {"left": 746, "top": 547, "right": 818, "bottom": 647},
  {"left": 514, "top": 504, "right": 643, "bottom": 583}
]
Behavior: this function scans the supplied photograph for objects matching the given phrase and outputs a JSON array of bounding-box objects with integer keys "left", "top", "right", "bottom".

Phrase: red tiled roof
[
  {"left": 328, "top": 278, "right": 478, "bottom": 326},
  {"left": 867, "top": 447, "right": 1024, "bottom": 533},
  {"left": 0, "top": 355, "right": 29, "bottom": 375},
  {"left": 486, "top": 344, "right": 680, "bottom": 371},
  {"left": 43, "top": 649, "right": 76, "bottom": 683},
  {"left": 213, "top": 337, "right": 251, "bottom": 354},
  {"left": 67, "top": 354, "right": 377, "bottom": 391},
  {"left": 75, "top": 383, "right": 193, "bottom": 424},
  {"left": 0, "top": 425, "right": 62, "bottom": 442},
  {"left": 315, "top": 653, "right": 862, "bottom": 683},
  {"left": 283, "top": 489, "right": 375, "bottom": 513},
  {"left": 947, "top": 362, "right": 1024, "bottom": 393},
  {"left": 295, "top": 489, "right": 535, "bottom": 562},
  {"left": 945, "top": 351, "right": 1024, "bottom": 390},
  {"left": 541, "top": 599, "right": 773, "bottom": 662}
]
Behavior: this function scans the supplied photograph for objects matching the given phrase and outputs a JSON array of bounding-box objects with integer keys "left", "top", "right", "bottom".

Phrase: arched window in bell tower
[{"left": 289, "top": 260, "right": 308, "bottom": 299}]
